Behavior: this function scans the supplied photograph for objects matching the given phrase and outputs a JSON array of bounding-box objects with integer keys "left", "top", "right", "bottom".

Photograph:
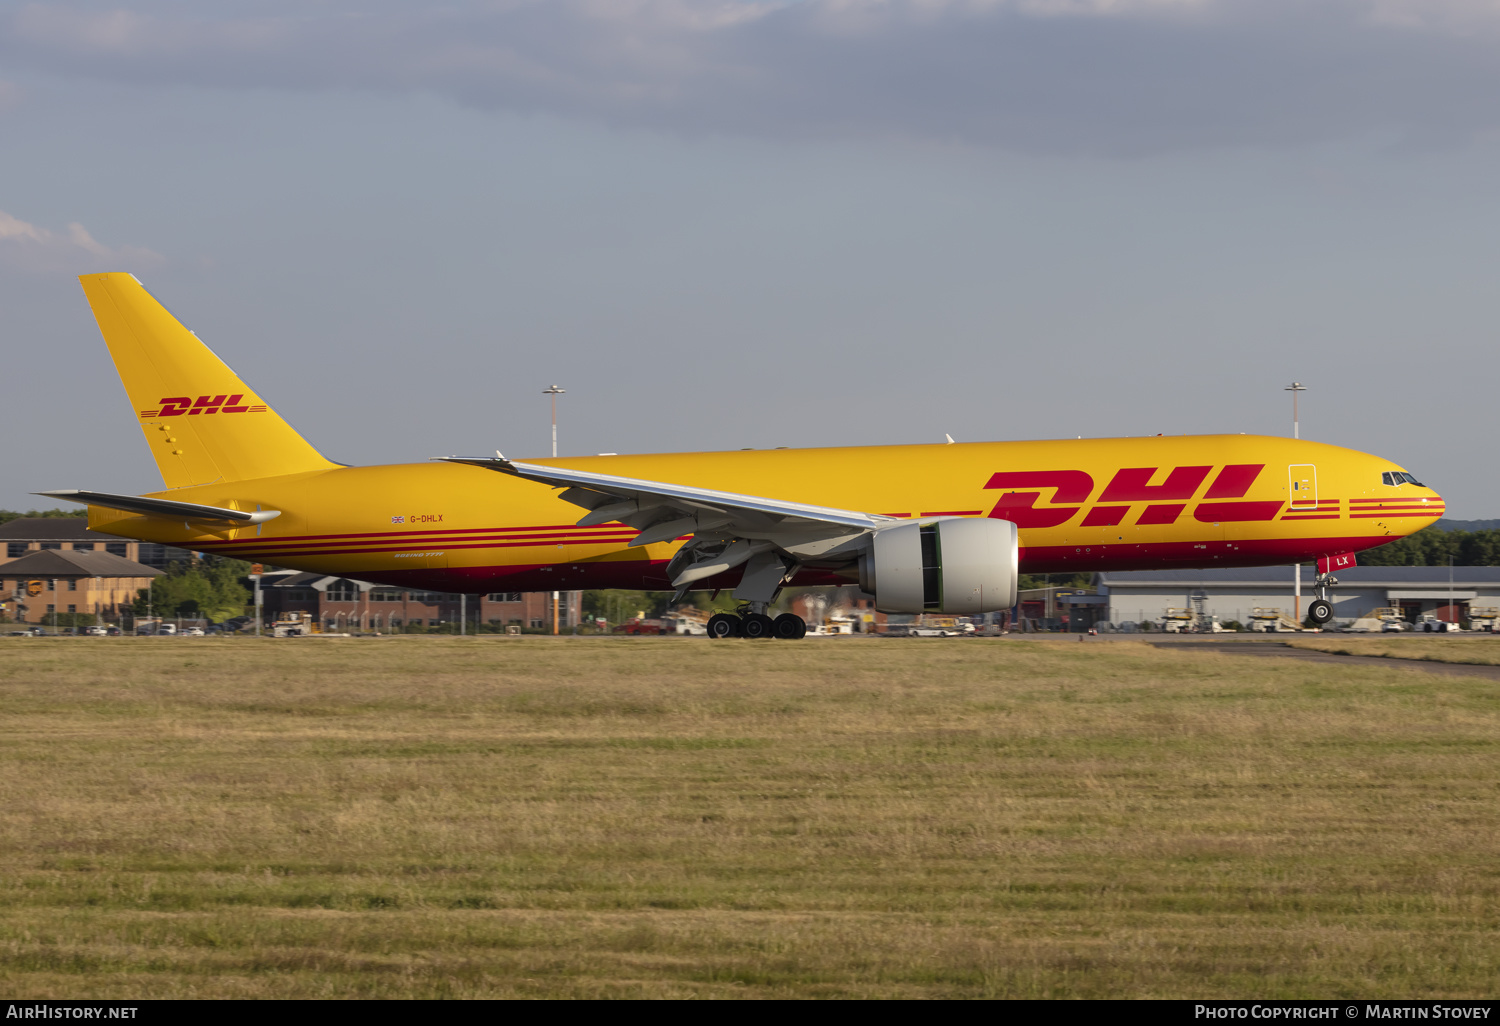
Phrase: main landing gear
[
  {"left": 707, "top": 605, "right": 807, "bottom": 640},
  {"left": 1307, "top": 573, "right": 1337, "bottom": 626}
]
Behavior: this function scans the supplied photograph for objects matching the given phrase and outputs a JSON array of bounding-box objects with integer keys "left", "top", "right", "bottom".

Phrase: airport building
[
  {"left": 1096, "top": 566, "right": 1500, "bottom": 626},
  {"left": 0, "top": 517, "right": 195, "bottom": 570},
  {"left": 257, "top": 571, "right": 583, "bottom": 631},
  {"left": 1, "top": 548, "right": 163, "bottom": 624}
]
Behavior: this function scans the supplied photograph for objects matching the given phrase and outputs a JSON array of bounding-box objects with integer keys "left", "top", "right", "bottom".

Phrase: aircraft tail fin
[{"left": 79, "top": 273, "right": 338, "bottom": 489}]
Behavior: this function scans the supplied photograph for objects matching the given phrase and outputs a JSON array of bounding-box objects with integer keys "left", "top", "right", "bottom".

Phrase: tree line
[{"left": 1357, "top": 527, "right": 1500, "bottom": 567}]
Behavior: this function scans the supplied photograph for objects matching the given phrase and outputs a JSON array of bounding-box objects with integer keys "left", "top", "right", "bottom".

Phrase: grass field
[
  {"left": 1, "top": 636, "right": 1497, "bottom": 998},
  {"left": 1286, "top": 635, "right": 1500, "bottom": 666}
]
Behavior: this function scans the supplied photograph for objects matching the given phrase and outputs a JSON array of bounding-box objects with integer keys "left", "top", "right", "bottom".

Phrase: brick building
[
  {"left": 1, "top": 548, "right": 162, "bottom": 624},
  {"left": 258, "top": 572, "right": 583, "bottom": 631}
]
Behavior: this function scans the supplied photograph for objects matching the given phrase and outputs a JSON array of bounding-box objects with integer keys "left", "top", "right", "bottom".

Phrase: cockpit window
[
  {"left": 1382, "top": 472, "right": 1394, "bottom": 486},
  {"left": 1401, "top": 472, "right": 1424, "bottom": 487},
  {"left": 1383, "top": 471, "right": 1425, "bottom": 487}
]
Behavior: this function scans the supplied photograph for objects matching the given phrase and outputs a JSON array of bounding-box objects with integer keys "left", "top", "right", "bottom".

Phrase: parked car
[{"left": 181, "top": 627, "right": 205, "bottom": 636}]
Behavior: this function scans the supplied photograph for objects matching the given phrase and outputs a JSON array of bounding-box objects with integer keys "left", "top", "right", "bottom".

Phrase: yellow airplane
[{"left": 41, "top": 273, "right": 1445, "bottom": 638}]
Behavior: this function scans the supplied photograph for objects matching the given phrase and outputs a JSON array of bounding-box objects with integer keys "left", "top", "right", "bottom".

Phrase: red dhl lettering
[
  {"left": 1204, "top": 464, "right": 1265, "bottom": 499},
  {"left": 984, "top": 471, "right": 1093, "bottom": 528},
  {"left": 1195, "top": 500, "right": 1283, "bottom": 522},
  {"left": 984, "top": 464, "right": 1276, "bottom": 529},
  {"left": 1099, "top": 466, "right": 1211, "bottom": 502},
  {"left": 1081, "top": 506, "right": 1128, "bottom": 527},
  {"left": 146, "top": 395, "right": 266, "bottom": 418}
]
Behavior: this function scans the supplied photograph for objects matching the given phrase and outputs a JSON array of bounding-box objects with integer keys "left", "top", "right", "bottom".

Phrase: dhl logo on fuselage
[
  {"left": 140, "top": 395, "right": 269, "bottom": 419},
  {"left": 985, "top": 464, "right": 1288, "bottom": 528}
]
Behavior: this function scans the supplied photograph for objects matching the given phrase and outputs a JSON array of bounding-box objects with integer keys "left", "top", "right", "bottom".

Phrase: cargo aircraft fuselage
[{"left": 46, "top": 274, "right": 1443, "bottom": 638}]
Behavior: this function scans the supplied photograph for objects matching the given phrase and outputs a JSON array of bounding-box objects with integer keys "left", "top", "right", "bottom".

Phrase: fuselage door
[{"left": 1289, "top": 464, "right": 1317, "bottom": 509}]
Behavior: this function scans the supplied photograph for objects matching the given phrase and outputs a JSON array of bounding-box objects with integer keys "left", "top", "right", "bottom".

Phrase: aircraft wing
[{"left": 437, "top": 453, "right": 895, "bottom": 591}]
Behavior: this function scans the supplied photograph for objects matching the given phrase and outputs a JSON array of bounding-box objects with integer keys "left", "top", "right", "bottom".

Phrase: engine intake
[{"left": 859, "top": 517, "right": 1018, "bottom": 614}]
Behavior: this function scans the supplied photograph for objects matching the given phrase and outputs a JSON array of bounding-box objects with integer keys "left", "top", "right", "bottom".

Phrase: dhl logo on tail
[{"left": 140, "top": 395, "right": 269, "bottom": 418}]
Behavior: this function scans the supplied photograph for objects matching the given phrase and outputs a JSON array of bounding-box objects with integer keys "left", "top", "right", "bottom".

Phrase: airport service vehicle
[
  {"left": 1161, "top": 608, "right": 1231, "bottom": 633},
  {"left": 661, "top": 610, "right": 710, "bottom": 635},
  {"left": 271, "top": 616, "right": 313, "bottom": 637},
  {"left": 1468, "top": 606, "right": 1499, "bottom": 633},
  {"left": 1346, "top": 606, "right": 1406, "bottom": 633},
  {"left": 41, "top": 274, "right": 1446, "bottom": 640},
  {"left": 1248, "top": 607, "right": 1304, "bottom": 633},
  {"left": 1160, "top": 608, "right": 1195, "bottom": 633},
  {"left": 613, "top": 618, "right": 665, "bottom": 635}
]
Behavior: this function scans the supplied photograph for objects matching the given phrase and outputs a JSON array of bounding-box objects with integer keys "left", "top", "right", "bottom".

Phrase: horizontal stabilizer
[{"left": 36, "top": 489, "right": 282, "bottom": 525}]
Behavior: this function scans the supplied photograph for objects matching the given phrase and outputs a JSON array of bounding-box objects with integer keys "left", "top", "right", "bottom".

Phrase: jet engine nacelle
[{"left": 858, "top": 517, "right": 1018, "bottom": 615}]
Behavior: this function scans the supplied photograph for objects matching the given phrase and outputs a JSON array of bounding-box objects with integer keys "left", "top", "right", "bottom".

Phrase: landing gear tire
[
  {"left": 1307, "top": 599, "right": 1333, "bottom": 625},
  {"left": 741, "top": 613, "right": 776, "bottom": 640},
  {"left": 773, "top": 613, "right": 807, "bottom": 640},
  {"left": 707, "top": 613, "right": 742, "bottom": 639}
]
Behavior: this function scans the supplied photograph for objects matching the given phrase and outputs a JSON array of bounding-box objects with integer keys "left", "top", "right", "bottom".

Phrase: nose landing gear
[{"left": 1307, "top": 572, "right": 1337, "bottom": 625}]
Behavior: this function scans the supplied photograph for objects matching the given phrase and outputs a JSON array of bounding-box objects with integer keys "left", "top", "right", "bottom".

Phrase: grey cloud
[
  {"left": 0, "top": 208, "right": 163, "bottom": 273},
  {"left": 5, "top": 0, "right": 1500, "bottom": 154}
]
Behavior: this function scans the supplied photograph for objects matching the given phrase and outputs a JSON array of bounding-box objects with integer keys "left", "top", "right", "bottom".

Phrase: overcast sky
[{"left": 2, "top": 0, "right": 1497, "bottom": 515}]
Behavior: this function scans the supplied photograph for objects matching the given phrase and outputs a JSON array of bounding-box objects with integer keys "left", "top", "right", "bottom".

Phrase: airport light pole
[
  {"left": 543, "top": 384, "right": 565, "bottom": 458},
  {"left": 250, "top": 564, "right": 263, "bottom": 637},
  {"left": 1285, "top": 382, "right": 1308, "bottom": 623},
  {"left": 542, "top": 385, "right": 565, "bottom": 634},
  {"left": 1284, "top": 381, "right": 1306, "bottom": 439}
]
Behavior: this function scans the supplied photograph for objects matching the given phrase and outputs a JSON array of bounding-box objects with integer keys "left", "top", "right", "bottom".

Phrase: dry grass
[
  {"left": 1, "top": 635, "right": 1497, "bottom": 998},
  {"left": 1286, "top": 635, "right": 1500, "bottom": 666}
]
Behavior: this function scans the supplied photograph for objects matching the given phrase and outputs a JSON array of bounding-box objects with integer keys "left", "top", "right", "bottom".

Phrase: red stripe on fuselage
[
  {"left": 193, "top": 523, "right": 625, "bottom": 547},
  {"left": 1194, "top": 501, "right": 1283, "bottom": 522},
  {"left": 1349, "top": 512, "right": 1442, "bottom": 519}
]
